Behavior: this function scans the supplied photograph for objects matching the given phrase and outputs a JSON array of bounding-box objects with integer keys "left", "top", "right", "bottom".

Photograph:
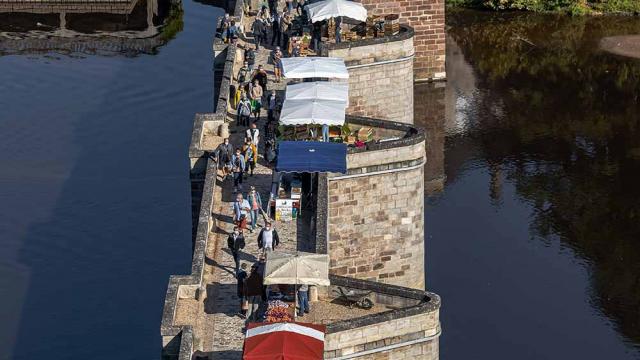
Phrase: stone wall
[
  {"left": 322, "top": 26, "right": 414, "bottom": 124},
  {"left": 356, "top": 0, "right": 445, "bottom": 81},
  {"left": 325, "top": 116, "right": 426, "bottom": 290}
]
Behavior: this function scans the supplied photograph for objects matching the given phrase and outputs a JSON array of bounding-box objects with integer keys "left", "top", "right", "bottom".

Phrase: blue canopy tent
[{"left": 276, "top": 141, "right": 347, "bottom": 174}]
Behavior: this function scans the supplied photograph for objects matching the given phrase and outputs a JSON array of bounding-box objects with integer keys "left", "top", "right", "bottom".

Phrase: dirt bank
[{"left": 600, "top": 35, "right": 640, "bottom": 59}]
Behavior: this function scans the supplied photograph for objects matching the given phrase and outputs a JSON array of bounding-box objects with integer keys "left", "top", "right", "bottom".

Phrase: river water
[
  {"left": 2, "top": 4, "right": 640, "bottom": 360},
  {"left": 426, "top": 9, "right": 640, "bottom": 360},
  {"left": 0, "top": 1, "right": 222, "bottom": 358}
]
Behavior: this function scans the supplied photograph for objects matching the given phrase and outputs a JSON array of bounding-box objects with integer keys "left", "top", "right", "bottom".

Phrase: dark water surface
[
  {"left": 0, "top": 1, "right": 222, "bottom": 358},
  {"left": 426, "top": 10, "right": 640, "bottom": 360}
]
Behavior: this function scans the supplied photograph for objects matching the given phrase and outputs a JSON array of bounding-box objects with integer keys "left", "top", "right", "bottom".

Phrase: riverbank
[{"left": 446, "top": 0, "right": 640, "bottom": 15}]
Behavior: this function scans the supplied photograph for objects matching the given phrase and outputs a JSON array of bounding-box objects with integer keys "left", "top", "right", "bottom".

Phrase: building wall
[
  {"left": 356, "top": 0, "right": 446, "bottom": 81},
  {"left": 326, "top": 31, "right": 414, "bottom": 124},
  {"left": 324, "top": 312, "right": 440, "bottom": 359},
  {"left": 327, "top": 140, "right": 426, "bottom": 290}
]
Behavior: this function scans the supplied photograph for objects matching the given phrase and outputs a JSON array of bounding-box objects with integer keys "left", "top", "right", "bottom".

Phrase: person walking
[
  {"left": 297, "top": 284, "right": 310, "bottom": 317},
  {"left": 231, "top": 148, "right": 246, "bottom": 193},
  {"left": 257, "top": 222, "right": 279, "bottom": 254},
  {"left": 249, "top": 79, "right": 263, "bottom": 120},
  {"left": 245, "top": 263, "right": 264, "bottom": 321},
  {"left": 227, "top": 226, "right": 246, "bottom": 272},
  {"left": 242, "top": 137, "right": 257, "bottom": 177},
  {"left": 214, "top": 138, "right": 233, "bottom": 178},
  {"left": 237, "top": 95, "right": 252, "bottom": 127},
  {"left": 233, "top": 193, "right": 251, "bottom": 231},
  {"left": 246, "top": 186, "right": 263, "bottom": 232},
  {"left": 251, "top": 18, "right": 265, "bottom": 50},
  {"left": 246, "top": 122, "right": 260, "bottom": 147},
  {"left": 237, "top": 263, "right": 248, "bottom": 318}
]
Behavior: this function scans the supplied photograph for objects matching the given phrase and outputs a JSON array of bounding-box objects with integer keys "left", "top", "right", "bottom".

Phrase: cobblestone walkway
[{"left": 202, "top": 7, "right": 310, "bottom": 358}]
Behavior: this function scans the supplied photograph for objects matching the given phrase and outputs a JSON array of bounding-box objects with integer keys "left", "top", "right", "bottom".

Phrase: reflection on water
[
  {"left": 425, "top": 9, "right": 640, "bottom": 360},
  {"left": 0, "top": 1, "right": 220, "bottom": 359},
  {"left": 0, "top": 0, "right": 184, "bottom": 56}
]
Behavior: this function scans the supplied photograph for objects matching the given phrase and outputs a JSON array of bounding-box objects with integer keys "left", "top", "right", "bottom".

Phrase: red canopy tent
[{"left": 243, "top": 322, "right": 326, "bottom": 360}]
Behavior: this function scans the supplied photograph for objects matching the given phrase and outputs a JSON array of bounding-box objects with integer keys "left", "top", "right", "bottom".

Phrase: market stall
[
  {"left": 275, "top": 141, "right": 348, "bottom": 174},
  {"left": 262, "top": 251, "right": 330, "bottom": 321},
  {"left": 280, "top": 57, "right": 349, "bottom": 79},
  {"left": 243, "top": 322, "right": 326, "bottom": 360},
  {"left": 305, "top": 0, "right": 367, "bottom": 23},
  {"left": 280, "top": 99, "right": 346, "bottom": 127},
  {"left": 286, "top": 81, "right": 349, "bottom": 104}
]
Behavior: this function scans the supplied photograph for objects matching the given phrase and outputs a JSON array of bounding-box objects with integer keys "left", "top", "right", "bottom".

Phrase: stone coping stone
[
  {"left": 345, "top": 114, "right": 425, "bottom": 153},
  {"left": 320, "top": 24, "right": 414, "bottom": 52}
]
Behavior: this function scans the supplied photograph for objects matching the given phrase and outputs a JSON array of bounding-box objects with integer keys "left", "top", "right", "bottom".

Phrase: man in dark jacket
[
  {"left": 214, "top": 138, "right": 233, "bottom": 178},
  {"left": 236, "top": 263, "right": 248, "bottom": 318},
  {"left": 257, "top": 222, "right": 279, "bottom": 254},
  {"left": 252, "top": 18, "right": 265, "bottom": 50},
  {"left": 252, "top": 65, "right": 269, "bottom": 92},
  {"left": 227, "top": 226, "right": 246, "bottom": 272}
]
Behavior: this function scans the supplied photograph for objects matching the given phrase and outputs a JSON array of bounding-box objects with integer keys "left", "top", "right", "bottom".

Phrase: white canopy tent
[
  {"left": 280, "top": 57, "right": 349, "bottom": 79},
  {"left": 280, "top": 99, "right": 346, "bottom": 126},
  {"left": 305, "top": 0, "right": 368, "bottom": 23},
  {"left": 264, "top": 251, "right": 330, "bottom": 286},
  {"left": 286, "top": 81, "right": 349, "bottom": 105}
]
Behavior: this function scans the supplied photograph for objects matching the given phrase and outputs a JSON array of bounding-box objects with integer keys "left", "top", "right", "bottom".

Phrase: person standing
[
  {"left": 257, "top": 222, "right": 279, "bottom": 254},
  {"left": 237, "top": 60, "right": 250, "bottom": 85},
  {"left": 322, "top": 124, "right": 329, "bottom": 142},
  {"left": 227, "top": 226, "right": 246, "bottom": 272},
  {"left": 246, "top": 186, "right": 263, "bottom": 232},
  {"left": 280, "top": 11, "right": 291, "bottom": 51},
  {"left": 233, "top": 193, "right": 251, "bottom": 231},
  {"left": 268, "top": 0, "right": 277, "bottom": 16},
  {"left": 252, "top": 65, "right": 269, "bottom": 92},
  {"left": 246, "top": 122, "right": 260, "bottom": 147},
  {"left": 245, "top": 46, "right": 256, "bottom": 74},
  {"left": 214, "top": 138, "right": 233, "bottom": 178},
  {"left": 297, "top": 284, "right": 310, "bottom": 316},
  {"left": 271, "top": 47, "right": 283, "bottom": 82},
  {"left": 237, "top": 263, "right": 248, "bottom": 318},
  {"left": 249, "top": 79, "right": 263, "bottom": 120},
  {"left": 271, "top": 9, "right": 281, "bottom": 46},
  {"left": 237, "top": 94, "right": 252, "bottom": 127},
  {"left": 242, "top": 137, "right": 257, "bottom": 177},
  {"left": 267, "top": 90, "right": 278, "bottom": 123},
  {"left": 220, "top": 13, "right": 231, "bottom": 42},
  {"left": 296, "top": 0, "right": 305, "bottom": 15},
  {"left": 231, "top": 148, "right": 246, "bottom": 193}
]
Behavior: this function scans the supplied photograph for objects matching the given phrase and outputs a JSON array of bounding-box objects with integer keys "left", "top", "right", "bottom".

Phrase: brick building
[{"left": 357, "top": 0, "right": 446, "bottom": 81}]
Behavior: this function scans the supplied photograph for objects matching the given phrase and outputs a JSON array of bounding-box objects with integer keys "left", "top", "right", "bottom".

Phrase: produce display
[{"left": 265, "top": 300, "right": 293, "bottom": 323}]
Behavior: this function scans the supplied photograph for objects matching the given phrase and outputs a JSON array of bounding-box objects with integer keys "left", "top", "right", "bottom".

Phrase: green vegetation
[
  {"left": 159, "top": 4, "right": 184, "bottom": 42},
  {"left": 447, "top": 0, "right": 640, "bottom": 15}
]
